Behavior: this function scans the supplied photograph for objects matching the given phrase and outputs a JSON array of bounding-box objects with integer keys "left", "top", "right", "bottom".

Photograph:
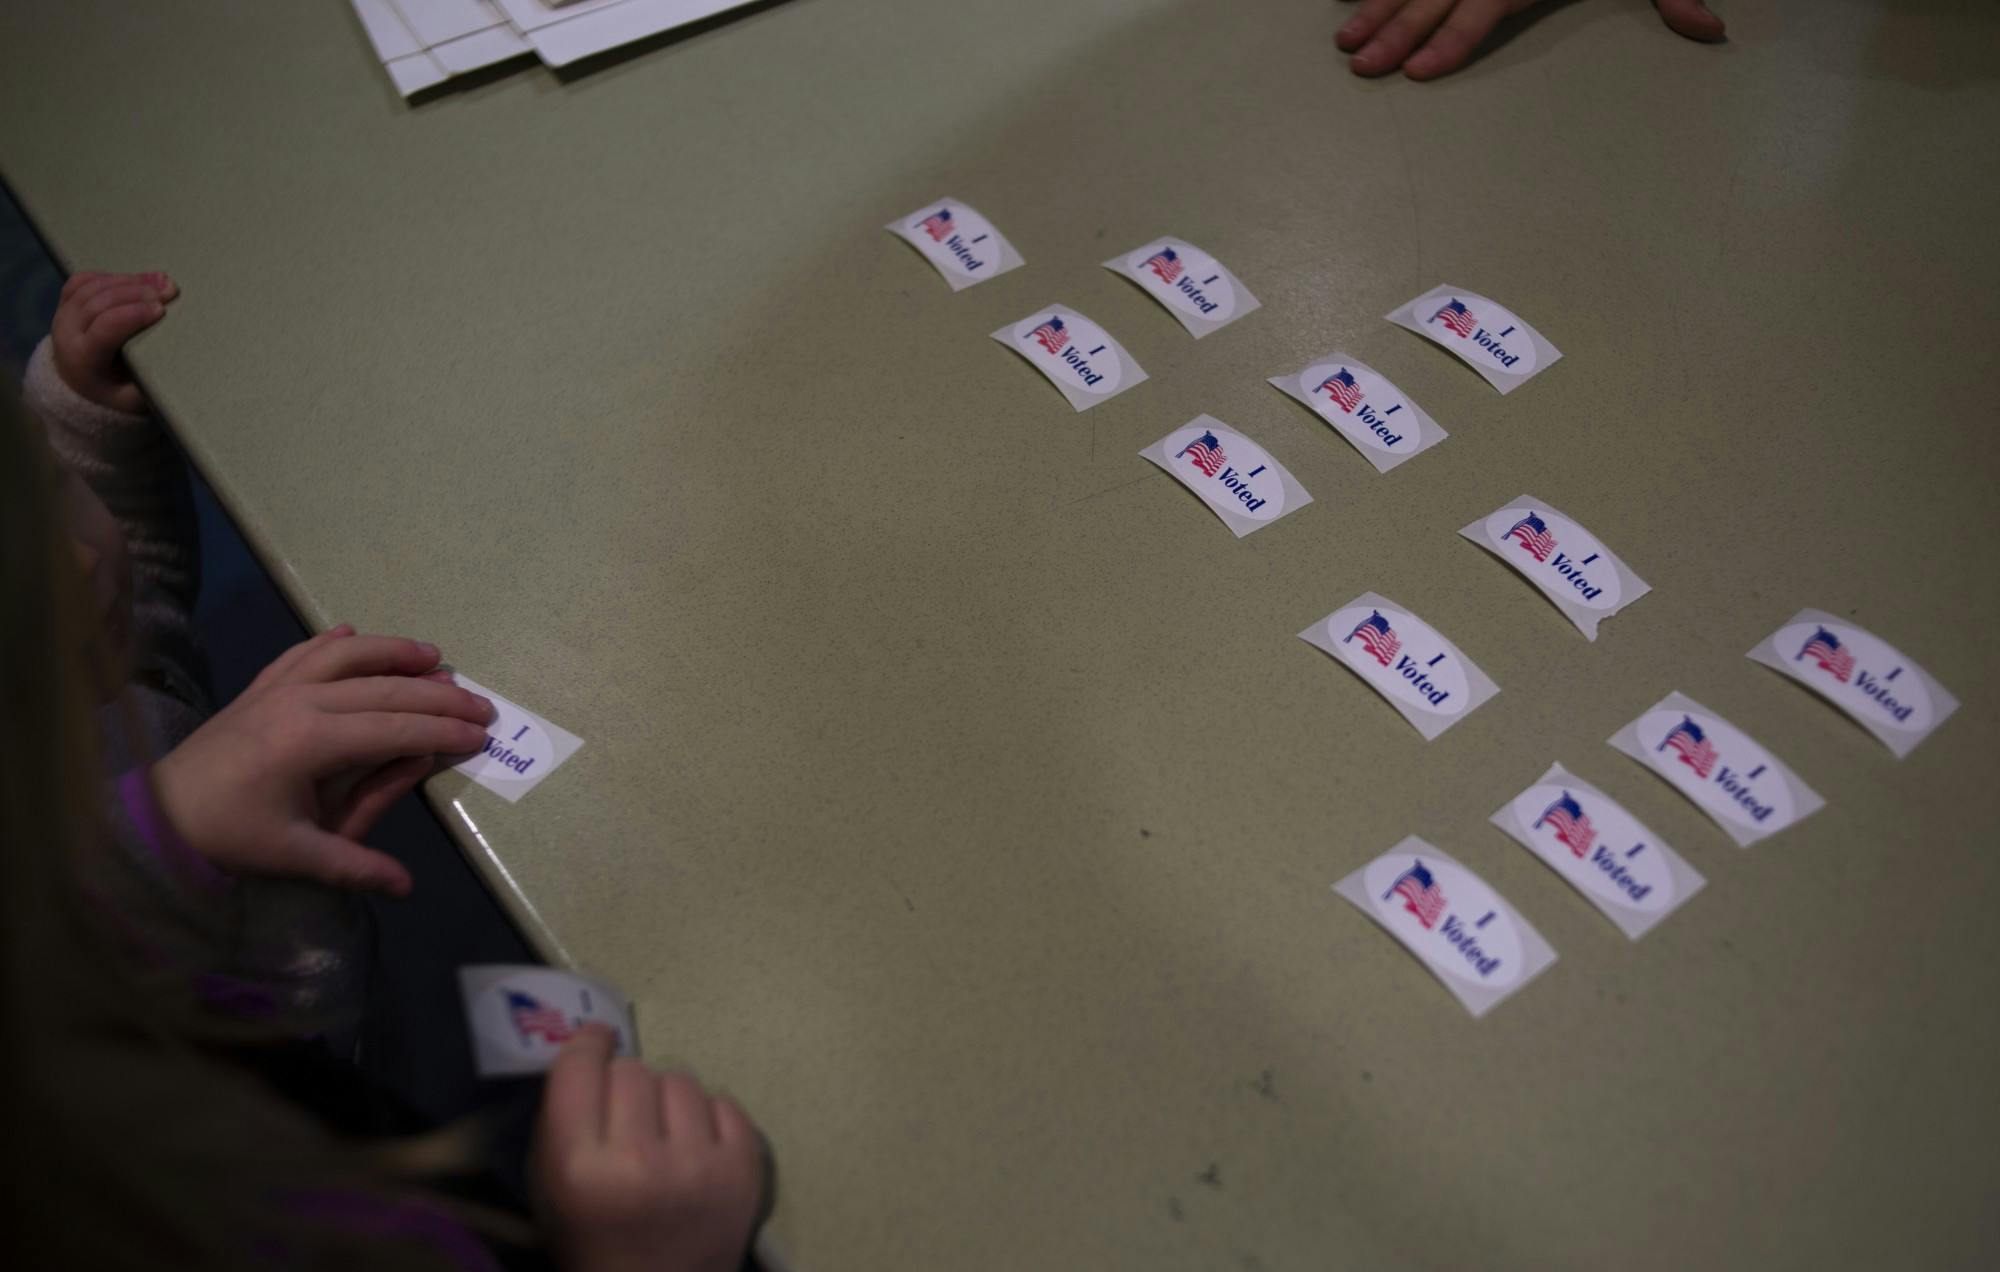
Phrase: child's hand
[
  {"left": 152, "top": 627, "right": 494, "bottom": 898},
  {"left": 1336, "top": 0, "right": 1724, "bottom": 81},
  {"left": 534, "top": 1026, "right": 766, "bottom": 1272},
  {"left": 51, "top": 270, "right": 179, "bottom": 414}
]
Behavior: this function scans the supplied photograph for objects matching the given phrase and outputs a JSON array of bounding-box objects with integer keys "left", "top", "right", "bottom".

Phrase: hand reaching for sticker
[
  {"left": 152, "top": 627, "right": 494, "bottom": 897},
  {"left": 51, "top": 269, "right": 180, "bottom": 415},
  {"left": 534, "top": 1026, "right": 768, "bottom": 1272},
  {"left": 1335, "top": 0, "right": 1725, "bottom": 82}
]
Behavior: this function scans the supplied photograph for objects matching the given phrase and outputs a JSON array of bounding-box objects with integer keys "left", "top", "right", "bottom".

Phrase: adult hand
[
  {"left": 534, "top": 1026, "right": 766, "bottom": 1272},
  {"left": 152, "top": 626, "right": 493, "bottom": 897},
  {"left": 1335, "top": 1, "right": 1724, "bottom": 82},
  {"left": 51, "top": 269, "right": 180, "bottom": 414}
]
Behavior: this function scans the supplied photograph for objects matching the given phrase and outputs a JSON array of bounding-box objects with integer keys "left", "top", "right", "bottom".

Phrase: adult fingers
[
  {"left": 1335, "top": 0, "right": 1411, "bottom": 52},
  {"left": 313, "top": 675, "right": 494, "bottom": 726},
  {"left": 606, "top": 1058, "right": 662, "bottom": 1146},
  {"left": 1656, "top": 0, "right": 1725, "bottom": 40},
  {"left": 281, "top": 823, "right": 414, "bottom": 897},
  {"left": 246, "top": 624, "right": 357, "bottom": 693},
  {"left": 329, "top": 754, "right": 433, "bottom": 841},
  {"left": 1404, "top": 0, "right": 1514, "bottom": 80},
  {"left": 542, "top": 1024, "right": 618, "bottom": 1150},
  {"left": 312, "top": 710, "right": 488, "bottom": 773},
  {"left": 659, "top": 1073, "right": 718, "bottom": 1143},
  {"left": 1351, "top": 0, "right": 1456, "bottom": 76},
  {"left": 283, "top": 633, "right": 444, "bottom": 685}
]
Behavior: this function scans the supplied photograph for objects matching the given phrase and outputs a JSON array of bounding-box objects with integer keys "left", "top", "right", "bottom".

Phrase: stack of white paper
[{"left": 352, "top": 0, "right": 760, "bottom": 97}]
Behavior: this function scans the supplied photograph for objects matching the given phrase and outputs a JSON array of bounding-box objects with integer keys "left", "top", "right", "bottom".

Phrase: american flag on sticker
[
  {"left": 1432, "top": 299, "right": 1475, "bottom": 337},
  {"left": 1534, "top": 792, "right": 1596, "bottom": 857},
  {"left": 1030, "top": 316, "right": 1068, "bottom": 354},
  {"left": 1317, "top": 369, "right": 1363, "bottom": 414},
  {"left": 1344, "top": 611, "right": 1401, "bottom": 666},
  {"left": 507, "top": 990, "right": 575, "bottom": 1045},
  {"left": 1385, "top": 860, "right": 1447, "bottom": 930},
  {"left": 1141, "top": 247, "right": 1183, "bottom": 283},
  {"left": 1176, "top": 430, "right": 1227, "bottom": 477},
  {"left": 919, "top": 208, "right": 953, "bottom": 241},
  {"left": 1659, "top": 717, "right": 1719, "bottom": 780},
  {"left": 1797, "top": 627, "right": 1856, "bottom": 683},
  {"left": 1505, "top": 513, "right": 1557, "bottom": 562}
]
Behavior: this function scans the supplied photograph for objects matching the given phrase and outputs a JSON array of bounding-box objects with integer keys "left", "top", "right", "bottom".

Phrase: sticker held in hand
[
  {"left": 885, "top": 198, "right": 1024, "bottom": 291},
  {"left": 1269, "top": 352, "right": 1447, "bottom": 473},
  {"left": 1460, "top": 495, "right": 1651, "bottom": 639},
  {"left": 992, "top": 306, "right": 1148, "bottom": 411},
  {"left": 1104, "top": 237, "right": 1259, "bottom": 338},
  {"left": 1138, "top": 414, "right": 1312, "bottom": 538},
  {"left": 1299, "top": 592, "right": 1499, "bottom": 740},
  {"left": 1333, "top": 838, "right": 1557, "bottom": 1018},
  {"left": 450, "top": 673, "right": 584, "bottom": 803},
  {"left": 1491, "top": 762, "right": 1705, "bottom": 940},
  {"left": 1387, "top": 285, "right": 1561, "bottom": 393},
  {"left": 1608, "top": 691, "right": 1825, "bottom": 847},
  {"left": 1746, "top": 609, "right": 1959, "bottom": 758},
  {"left": 459, "top": 964, "right": 637, "bottom": 1078}
]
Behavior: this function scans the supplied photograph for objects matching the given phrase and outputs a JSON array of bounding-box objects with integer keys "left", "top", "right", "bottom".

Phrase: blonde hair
[{"left": 0, "top": 384, "right": 524, "bottom": 1268}]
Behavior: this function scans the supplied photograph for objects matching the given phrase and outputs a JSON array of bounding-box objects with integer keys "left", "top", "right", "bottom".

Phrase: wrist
[{"left": 119, "top": 766, "right": 234, "bottom": 894}]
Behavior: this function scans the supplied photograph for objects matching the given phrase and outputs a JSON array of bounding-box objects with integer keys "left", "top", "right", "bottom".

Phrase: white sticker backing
[
  {"left": 1269, "top": 352, "right": 1447, "bottom": 473},
  {"left": 1103, "top": 237, "right": 1259, "bottom": 338},
  {"left": 1139, "top": 414, "right": 1313, "bottom": 538},
  {"left": 1299, "top": 591, "right": 1499, "bottom": 740},
  {"left": 1491, "top": 762, "right": 1705, "bottom": 940},
  {"left": 459, "top": 964, "right": 637, "bottom": 1078},
  {"left": 1387, "top": 285, "right": 1561, "bottom": 393},
  {"left": 1333, "top": 838, "right": 1557, "bottom": 1018},
  {"left": 885, "top": 198, "right": 1024, "bottom": 291},
  {"left": 992, "top": 305, "right": 1149, "bottom": 412},
  {"left": 450, "top": 674, "right": 585, "bottom": 803},
  {"left": 1608, "top": 691, "right": 1825, "bottom": 847},
  {"left": 1747, "top": 609, "right": 1960, "bottom": 758},
  {"left": 1460, "top": 495, "right": 1651, "bottom": 640}
]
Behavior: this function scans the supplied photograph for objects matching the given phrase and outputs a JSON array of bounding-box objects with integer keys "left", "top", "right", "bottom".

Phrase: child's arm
[{"left": 24, "top": 271, "right": 204, "bottom": 705}]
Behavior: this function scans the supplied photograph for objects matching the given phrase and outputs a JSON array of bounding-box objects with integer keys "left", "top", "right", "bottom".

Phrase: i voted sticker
[
  {"left": 1492, "top": 762, "right": 1705, "bottom": 940},
  {"left": 1268, "top": 353, "right": 1447, "bottom": 473},
  {"left": 1609, "top": 692, "right": 1825, "bottom": 847},
  {"left": 450, "top": 673, "right": 584, "bottom": 804},
  {"left": 885, "top": 198, "right": 1024, "bottom": 291},
  {"left": 1333, "top": 838, "right": 1557, "bottom": 1018},
  {"left": 1747, "top": 609, "right": 1959, "bottom": 758},
  {"left": 1388, "top": 285, "right": 1561, "bottom": 393},
  {"left": 1460, "top": 496, "right": 1651, "bottom": 639},
  {"left": 1104, "top": 237, "right": 1259, "bottom": 338},
  {"left": 991, "top": 305, "right": 1149, "bottom": 412},
  {"left": 1299, "top": 591, "right": 1499, "bottom": 740},
  {"left": 459, "top": 964, "right": 637, "bottom": 1078},
  {"left": 1138, "top": 414, "right": 1312, "bottom": 538}
]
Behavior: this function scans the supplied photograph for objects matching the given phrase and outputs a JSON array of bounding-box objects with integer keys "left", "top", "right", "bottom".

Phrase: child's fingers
[
  {"left": 660, "top": 1073, "right": 719, "bottom": 1142},
  {"left": 76, "top": 283, "right": 164, "bottom": 332},
  {"left": 1656, "top": 0, "right": 1725, "bottom": 40},
  {"left": 60, "top": 270, "right": 110, "bottom": 302},
  {"left": 141, "top": 271, "right": 181, "bottom": 302},
  {"left": 1336, "top": 0, "right": 1408, "bottom": 52},
  {"left": 64, "top": 273, "right": 150, "bottom": 314},
  {"left": 312, "top": 710, "right": 488, "bottom": 773},
  {"left": 84, "top": 301, "right": 168, "bottom": 354},
  {"left": 312, "top": 675, "right": 494, "bottom": 725},
  {"left": 329, "top": 754, "right": 433, "bottom": 840},
  {"left": 284, "top": 633, "right": 444, "bottom": 685},
  {"left": 606, "top": 1058, "right": 663, "bottom": 1146},
  {"left": 1352, "top": 0, "right": 1455, "bottom": 75},
  {"left": 281, "top": 823, "right": 413, "bottom": 897},
  {"left": 542, "top": 1025, "right": 618, "bottom": 1150},
  {"left": 245, "top": 624, "right": 356, "bottom": 693},
  {"left": 1404, "top": 0, "right": 1516, "bottom": 80}
]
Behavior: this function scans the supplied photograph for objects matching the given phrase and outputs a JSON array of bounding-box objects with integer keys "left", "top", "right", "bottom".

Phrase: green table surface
[{"left": 5, "top": 2, "right": 1997, "bottom": 1268}]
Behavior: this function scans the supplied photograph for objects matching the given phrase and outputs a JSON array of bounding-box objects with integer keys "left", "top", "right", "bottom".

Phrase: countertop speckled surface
[{"left": 4, "top": 2, "right": 1997, "bottom": 1267}]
